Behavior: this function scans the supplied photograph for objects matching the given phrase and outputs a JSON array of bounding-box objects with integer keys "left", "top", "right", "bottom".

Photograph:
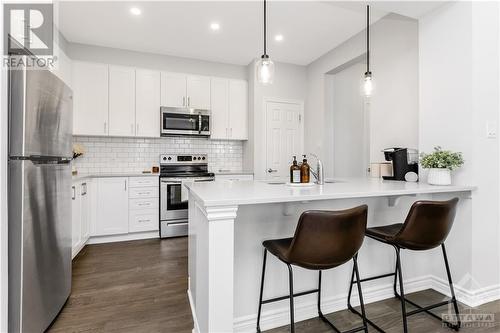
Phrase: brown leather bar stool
[
  {"left": 256, "top": 206, "right": 369, "bottom": 333},
  {"left": 347, "top": 198, "right": 461, "bottom": 333}
]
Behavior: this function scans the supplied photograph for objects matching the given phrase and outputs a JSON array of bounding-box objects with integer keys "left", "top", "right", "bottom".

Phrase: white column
[{"left": 190, "top": 201, "right": 238, "bottom": 333}]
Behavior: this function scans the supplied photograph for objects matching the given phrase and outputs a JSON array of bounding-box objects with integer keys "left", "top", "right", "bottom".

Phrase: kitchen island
[{"left": 186, "top": 178, "right": 475, "bottom": 333}]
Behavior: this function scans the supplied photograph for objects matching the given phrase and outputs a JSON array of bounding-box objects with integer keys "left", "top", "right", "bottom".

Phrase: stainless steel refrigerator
[{"left": 8, "top": 60, "right": 73, "bottom": 332}]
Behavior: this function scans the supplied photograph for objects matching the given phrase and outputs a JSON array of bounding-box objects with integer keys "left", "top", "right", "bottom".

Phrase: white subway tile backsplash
[{"left": 72, "top": 136, "right": 244, "bottom": 174}]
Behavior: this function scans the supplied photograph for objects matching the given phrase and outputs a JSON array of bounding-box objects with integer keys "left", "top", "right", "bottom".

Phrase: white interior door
[{"left": 265, "top": 100, "right": 303, "bottom": 180}]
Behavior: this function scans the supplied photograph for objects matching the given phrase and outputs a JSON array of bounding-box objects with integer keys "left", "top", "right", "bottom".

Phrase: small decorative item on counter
[
  {"left": 290, "top": 156, "right": 301, "bottom": 183},
  {"left": 420, "top": 146, "right": 464, "bottom": 186},
  {"left": 152, "top": 166, "right": 160, "bottom": 173},
  {"left": 72, "top": 143, "right": 86, "bottom": 175},
  {"left": 300, "top": 155, "right": 310, "bottom": 183},
  {"left": 72, "top": 143, "right": 86, "bottom": 160}
]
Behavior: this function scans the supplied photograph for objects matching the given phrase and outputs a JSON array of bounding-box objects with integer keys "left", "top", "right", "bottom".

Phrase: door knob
[{"left": 267, "top": 168, "right": 278, "bottom": 173}]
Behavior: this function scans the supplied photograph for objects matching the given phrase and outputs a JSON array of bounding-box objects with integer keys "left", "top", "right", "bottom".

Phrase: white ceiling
[{"left": 57, "top": 1, "right": 441, "bottom": 66}]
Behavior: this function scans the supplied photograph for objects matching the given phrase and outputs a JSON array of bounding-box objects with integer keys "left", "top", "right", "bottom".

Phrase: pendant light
[
  {"left": 256, "top": 0, "right": 275, "bottom": 85},
  {"left": 363, "top": 5, "right": 374, "bottom": 97}
]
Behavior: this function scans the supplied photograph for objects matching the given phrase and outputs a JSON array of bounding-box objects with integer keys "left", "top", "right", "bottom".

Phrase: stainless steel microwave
[{"left": 160, "top": 107, "right": 211, "bottom": 137}]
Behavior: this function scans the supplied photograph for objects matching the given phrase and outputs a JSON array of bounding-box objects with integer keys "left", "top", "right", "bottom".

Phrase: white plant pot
[{"left": 427, "top": 168, "right": 451, "bottom": 186}]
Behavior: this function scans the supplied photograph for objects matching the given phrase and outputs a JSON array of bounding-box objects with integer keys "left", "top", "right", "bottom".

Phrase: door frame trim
[{"left": 262, "top": 97, "right": 305, "bottom": 180}]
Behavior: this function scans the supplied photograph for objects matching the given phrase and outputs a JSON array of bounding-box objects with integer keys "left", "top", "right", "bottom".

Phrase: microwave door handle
[{"left": 198, "top": 114, "right": 202, "bottom": 134}]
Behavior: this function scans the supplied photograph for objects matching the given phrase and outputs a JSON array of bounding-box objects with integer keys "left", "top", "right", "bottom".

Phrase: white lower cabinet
[
  {"left": 72, "top": 176, "right": 159, "bottom": 248},
  {"left": 95, "top": 177, "right": 129, "bottom": 236},
  {"left": 71, "top": 180, "right": 91, "bottom": 258},
  {"left": 215, "top": 174, "right": 254, "bottom": 181}
]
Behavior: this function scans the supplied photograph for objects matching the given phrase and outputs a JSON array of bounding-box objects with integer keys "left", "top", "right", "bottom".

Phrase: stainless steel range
[{"left": 160, "top": 154, "right": 214, "bottom": 238}]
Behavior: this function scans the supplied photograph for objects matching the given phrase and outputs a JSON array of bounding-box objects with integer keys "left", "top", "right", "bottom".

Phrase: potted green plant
[{"left": 420, "top": 147, "right": 464, "bottom": 185}]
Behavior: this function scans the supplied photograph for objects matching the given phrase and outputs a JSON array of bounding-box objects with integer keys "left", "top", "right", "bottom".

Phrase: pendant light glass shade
[
  {"left": 256, "top": 55, "right": 275, "bottom": 85},
  {"left": 363, "top": 71, "right": 374, "bottom": 97}
]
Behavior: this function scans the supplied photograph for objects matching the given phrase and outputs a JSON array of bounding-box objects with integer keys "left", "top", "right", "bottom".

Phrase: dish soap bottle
[
  {"left": 300, "top": 155, "right": 310, "bottom": 183},
  {"left": 290, "top": 156, "right": 301, "bottom": 183}
]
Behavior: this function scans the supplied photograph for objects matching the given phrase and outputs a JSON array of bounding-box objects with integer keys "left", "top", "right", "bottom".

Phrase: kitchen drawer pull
[
  {"left": 138, "top": 202, "right": 151, "bottom": 206},
  {"left": 138, "top": 219, "right": 151, "bottom": 223}
]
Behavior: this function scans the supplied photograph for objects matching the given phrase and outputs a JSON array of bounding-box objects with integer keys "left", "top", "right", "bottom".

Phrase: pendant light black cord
[
  {"left": 263, "top": 0, "right": 267, "bottom": 57},
  {"left": 366, "top": 5, "right": 370, "bottom": 74}
]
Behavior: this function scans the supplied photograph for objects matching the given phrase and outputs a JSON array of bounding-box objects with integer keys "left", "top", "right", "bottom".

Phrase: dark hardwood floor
[{"left": 49, "top": 238, "right": 500, "bottom": 333}]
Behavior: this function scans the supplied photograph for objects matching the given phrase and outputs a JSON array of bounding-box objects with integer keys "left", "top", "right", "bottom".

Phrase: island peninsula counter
[{"left": 186, "top": 178, "right": 475, "bottom": 332}]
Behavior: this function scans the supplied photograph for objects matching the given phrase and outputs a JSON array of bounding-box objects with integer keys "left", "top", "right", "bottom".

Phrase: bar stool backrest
[
  {"left": 287, "top": 206, "right": 368, "bottom": 270},
  {"left": 394, "top": 198, "right": 459, "bottom": 250}
]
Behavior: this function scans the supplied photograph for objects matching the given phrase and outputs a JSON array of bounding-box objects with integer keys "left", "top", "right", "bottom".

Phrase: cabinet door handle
[
  {"left": 104, "top": 122, "right": 107, "bottom": 134},
  {"left": 182, "top": 96, "right": 186, "bottom": 106},
  {"left": 72, "top": 186, "right": 76, "bottom": 200},
  {"left": 187, "top": 96, "right": 190, "bottom": 106},
  {"left": 267, "top": 168, "right": 278, "bottom": 173},
  {"left": 124, "top": 180, "right": 127, "bottom": 191},
  {"left": 138, "top": 219, "right": 150, "bottom": 223},
  {"left": 81, "top": 183, "right": 87, "bottom": 196}
]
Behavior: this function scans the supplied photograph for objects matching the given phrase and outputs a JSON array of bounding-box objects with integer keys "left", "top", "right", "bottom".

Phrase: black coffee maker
[{"left": 382, "top": 148, "right": 419, "bottom": 181}]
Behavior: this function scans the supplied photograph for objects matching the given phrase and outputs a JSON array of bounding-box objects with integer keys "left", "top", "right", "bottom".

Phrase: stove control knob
[
  {"left": 162, "top": 156, "right": 167, "bottom": 161},
  {"left": 168, "top": 157, "right": 172, "bottom": 161},
  {"left": 202, "top": 156, "right": 206, "bottom": 160},
  {"left": 198, "top": 157, "right": 201, "bottom": 160}
]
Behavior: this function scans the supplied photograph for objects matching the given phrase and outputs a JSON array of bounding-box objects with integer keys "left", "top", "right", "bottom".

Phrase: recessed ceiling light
[
  {"left": 210, "top": 22, "right": 220, "bottom": 31},
  {"left": 130, "top": 7, "right": 141, "bottom": 16},
  {"left": 275, "top": 34, "right": 284, "bottom": 42}
]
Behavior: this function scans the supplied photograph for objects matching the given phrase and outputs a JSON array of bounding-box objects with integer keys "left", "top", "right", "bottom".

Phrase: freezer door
[
  {"left": 9, "top": 66, "right": 73, "bottom": 158},
  {"left": 8, "top": 159, "right": 72, "bottom": 333}
]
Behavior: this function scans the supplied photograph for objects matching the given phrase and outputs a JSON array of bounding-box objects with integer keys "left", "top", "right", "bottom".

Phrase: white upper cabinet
[
  {"left": 186, "top": 75, "right": 211, "bottom": 109},
  {"left": 209, "top": 78, "right": 248, "bottom": 140},
  {"left": 161, "top": 72, "right": 187, "bottom": 107},
  {"left": 210, "top": 78, "right": 229, "bottom": 140},
  {"left": 161, "top": 73, "right": 210, "bottom": 109},
  {"left": 228, "top": 80, "right": 248, "bottom": 140},
  {"left": 72, "top": 61, "right": 109, "bottom": 136},
  {"left": 136, "top": 69, "right": 161, "bottom": 137},
  {"left": 109, "top": 66, "right": 136, "bottom": 137}
]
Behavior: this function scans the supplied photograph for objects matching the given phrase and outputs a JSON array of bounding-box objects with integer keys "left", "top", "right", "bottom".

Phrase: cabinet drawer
[
  {"left": 128, "top": 186, "right": 159, "bottom": 199},
  {"left": 129, "top": 198, "right": 159, "bottom": 210},
  {"left": 129, "top": 177, "right": 158, "bottom": 188},
  {"left": 129, "top": 209, "right": 159, "bottom": 233}
]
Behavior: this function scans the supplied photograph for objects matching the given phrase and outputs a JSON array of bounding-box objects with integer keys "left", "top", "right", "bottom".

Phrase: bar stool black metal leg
[
  {"left": 353, "top": 255, "right": 368, "bottom": 333},
  {"left": 393, "top": 260, "right": 399, "bottom": 298},
  {"left": 394, "top": 246, "right": 409, "bottom": 333},
  {"left": 256, "top": 249, "right": 267, "bottom": 333},
  {"left": 442, "top": 244, "right": 461, "bottom": 330},
  {"left": 347, "top": 263, "right": 356, "bottom": 310},
  {"left": 287, "top": 263, "right": 295, "bottom": 333},
  {"left": 317, "top": 270, "right": 323, "bottom": 316}
]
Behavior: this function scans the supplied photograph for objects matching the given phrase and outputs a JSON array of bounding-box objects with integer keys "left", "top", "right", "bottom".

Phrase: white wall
[
  {"left": 330, "top": 62, "right": 368, "bottom": 177},
  {"left": 419, "top": 1, "right": 500, "bottom": 290},
  {"left": 244, "top": 61, "right": 307, "bottom": 180},
  {"left": 66, "top": 42, "right": 246, "bottom": 80},
  {"left": 306, "top": 14, "right": 419, "bottom": 171}
]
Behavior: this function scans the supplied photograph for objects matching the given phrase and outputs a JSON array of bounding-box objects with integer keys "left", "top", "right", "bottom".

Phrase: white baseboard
[
  {"left": 187, "top": 279, "right": 200, "bottom": 333},
  {"left": 429, "top": 276, "right": 500, "bottom": 308},
  {"left": 233, "top": 275, "right": 500, "bottom": 332},
  {"left": 87, "top": 231, "right": 159, "bottom": 244}
]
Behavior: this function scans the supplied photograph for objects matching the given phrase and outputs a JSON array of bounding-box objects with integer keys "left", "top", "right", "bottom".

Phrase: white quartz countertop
[
  {"left": 186, "top": 178, "right": 476, "bottom": 207},
  {"left": 72, "top": 172, "right": 160, "bottom": 182}
]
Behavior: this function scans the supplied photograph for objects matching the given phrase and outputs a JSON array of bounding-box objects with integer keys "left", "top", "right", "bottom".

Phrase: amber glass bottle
[
  {"left": 300, "top": 155, "right": 310, "bottom": 183},
  {"left": 290, "top": 156, "right": 301, "bottom": 183}
]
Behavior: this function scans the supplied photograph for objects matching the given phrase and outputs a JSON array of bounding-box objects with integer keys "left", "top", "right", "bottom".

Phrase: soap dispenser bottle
[
  {"left": 300, "top": 155, "right": 310, "bottom": 183},
  {"left": 290, "top": 156, "right": 301, "bottom": 183}
]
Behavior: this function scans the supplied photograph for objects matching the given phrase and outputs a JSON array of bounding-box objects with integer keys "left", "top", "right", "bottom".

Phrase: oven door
[
  {"left": 161, "top": 108, "right": 210, "bottom": 136},
  {"left": 160, "top": 179, "right": 188, "bottom": 221}
]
